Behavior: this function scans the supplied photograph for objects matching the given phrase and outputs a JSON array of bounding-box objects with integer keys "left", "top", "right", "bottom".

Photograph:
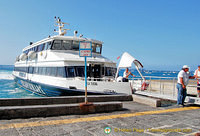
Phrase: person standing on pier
[
  {"left": 123, "top": 68, "right": 135, "bottom": 82},
  {"left": 177, "top": 65, "right": 195, "bottom": 106},
  {"left": 194, "top": 65, "right": 200, "bottom": 97}
]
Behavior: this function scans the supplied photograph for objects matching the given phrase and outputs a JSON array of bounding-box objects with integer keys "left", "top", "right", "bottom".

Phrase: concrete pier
[
  {"left": 132, "top": 94, "right": 162, "bottom": 107},
  {"left": 0, "top": 95, "right": 132, "bottom": 119},
  {"left": 0, "top": 95, "right": 132, "bottom": 106},
  {"left": 0, "top": 102, "right": 122, "bottom": 119},
  {"left": 0, "top": 101, "right": 199, "bottom": 136}
]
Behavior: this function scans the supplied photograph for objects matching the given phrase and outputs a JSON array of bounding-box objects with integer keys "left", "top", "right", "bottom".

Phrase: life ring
[
  {"left": 28, "top": 51, "right": 37, "bottom": 60},
  {"left": 141, "top": 81, "right": 149, "bottom": 91}
]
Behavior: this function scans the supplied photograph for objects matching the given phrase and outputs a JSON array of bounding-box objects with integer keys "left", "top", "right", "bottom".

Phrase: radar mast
[{"left": 54, "top": 16, "right": 70, "bottom": 36}]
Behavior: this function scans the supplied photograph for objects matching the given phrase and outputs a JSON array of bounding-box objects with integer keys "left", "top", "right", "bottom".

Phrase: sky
[{"left": 0, "top": 0, "right": 199, "bottom": 71}]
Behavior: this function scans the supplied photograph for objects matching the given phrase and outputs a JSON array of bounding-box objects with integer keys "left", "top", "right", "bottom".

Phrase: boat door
[{"left": 88, "top": 64, "right": 102, "bottom": 79}]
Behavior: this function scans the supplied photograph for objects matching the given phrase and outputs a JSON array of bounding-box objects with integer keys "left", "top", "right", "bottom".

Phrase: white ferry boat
[{"left": 13, "top": 17, "right": 145, "bottom": 97}]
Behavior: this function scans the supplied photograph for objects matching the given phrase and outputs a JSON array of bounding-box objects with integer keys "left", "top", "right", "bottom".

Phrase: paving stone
[
  {"left": 32, "top": 125, "right": 70, "bottom": 136},
  {"left": 158, "top": 119, "right": 178, "bottom": 126},
  {"left": 76, "top": 121, "right": 108, "bottom": 131},
  {"left": 70, "top": 129, "right": 93, "bottom": 136},
  {"left": 0, "top": 128, "right": 19, "bottom": 136},
  {"left": 58, "top": 123, "right": 83, "bottom": 132},
  {"left": 16, "top": 127, "right": 39, "bottom": 136},
  {"left": 183, "top": 119, "right": 200, "bottom": 127}
]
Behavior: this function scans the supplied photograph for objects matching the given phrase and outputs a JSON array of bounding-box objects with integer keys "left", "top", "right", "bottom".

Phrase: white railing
[
  {"left": 75, "top": 77, "right": 115, "bottom": 82},
  {"left": 132, "top": 76, "right": 199, "bottom": 98},
  {"left": 75, "top": 76, "right": 199, "bottom": 97}
]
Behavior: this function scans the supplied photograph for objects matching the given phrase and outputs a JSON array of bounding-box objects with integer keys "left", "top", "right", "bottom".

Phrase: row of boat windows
[
  {"left": 14, "top": 66, "right": 115, "bottom": 78},
  {"left": 14, "top": 66, "right": 84, "bottom": 78},
  {"left": 51, "top": 40, "right": 102, "bottom": 54},
  {"left": 23, "top": 40, "right": 102, "bottom": 54},
  {"left": 23, "top": 42, "right": 52, "bottom": 54}
]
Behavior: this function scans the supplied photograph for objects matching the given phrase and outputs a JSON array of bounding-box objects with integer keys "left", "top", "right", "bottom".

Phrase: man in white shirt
[
  {"left": 177, "top": 65, "right": 194, "bottom": 106},
  {"left": 123, "top": 68, "right": 135, "bottom": 82},
  {"left": 194, "top": 65, "right": 200, "bottom": 97}
]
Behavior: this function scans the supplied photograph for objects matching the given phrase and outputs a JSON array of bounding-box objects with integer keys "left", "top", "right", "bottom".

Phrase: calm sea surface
[{"left": 0, "top": 65, "right": 182, "bottom": 98}]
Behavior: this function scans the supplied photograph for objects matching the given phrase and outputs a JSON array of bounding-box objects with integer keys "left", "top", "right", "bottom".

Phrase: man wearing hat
[
  {"left": 177, "top": 65, "right": 194, "bottom": 106},
  {"left": 194, "top": 65, "right": 200, "bottom": 97}
]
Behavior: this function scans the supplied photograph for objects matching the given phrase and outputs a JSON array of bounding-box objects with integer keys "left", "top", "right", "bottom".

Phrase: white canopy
[
  {"left": 115, "top": 52, "right": 144, "bottom": 81},
  {"left": 118, "top": 52, "right": 143, "bottom": 69}
]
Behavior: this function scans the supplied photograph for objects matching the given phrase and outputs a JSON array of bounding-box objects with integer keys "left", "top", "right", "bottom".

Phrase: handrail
[
  {"left": 75, "top": 77, "right": 115, "bottom": 82},
  {"left": 144, "top": 76, "right": 177, "bottom": 79}
]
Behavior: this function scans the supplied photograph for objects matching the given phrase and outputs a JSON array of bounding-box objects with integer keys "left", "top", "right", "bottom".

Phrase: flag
[{"left": 117, "top": 56, "right": 120, "bottom": 60}]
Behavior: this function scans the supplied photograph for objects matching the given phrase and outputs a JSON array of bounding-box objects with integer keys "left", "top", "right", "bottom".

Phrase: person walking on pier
[
  {"left": 177, "top": 65, "right": 194, "bottom": 106},
  {"left": 194, "top": 65, "right": 200, "bottom": 97}
]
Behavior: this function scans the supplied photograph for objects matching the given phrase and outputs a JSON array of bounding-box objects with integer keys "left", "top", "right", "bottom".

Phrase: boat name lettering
[
  {"left": 20, "top": 80, "right": 46, "bottom": 94},
  {"left": 87, "top": 82, "right": 98, "bottom": 86}
]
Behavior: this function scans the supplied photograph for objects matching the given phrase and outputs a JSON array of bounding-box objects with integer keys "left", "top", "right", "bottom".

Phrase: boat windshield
[{"left": 51, "top": 40, "right": 102, "bottom": 54}]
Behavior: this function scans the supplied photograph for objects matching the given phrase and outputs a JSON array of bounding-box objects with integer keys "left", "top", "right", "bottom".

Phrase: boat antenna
[{"left": 54, "top": 16, "right": 70, "bottom": 36}]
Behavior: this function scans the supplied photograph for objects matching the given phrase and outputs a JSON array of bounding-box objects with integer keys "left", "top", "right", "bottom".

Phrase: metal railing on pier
[
  {"left": 130, "top": 76, "right": 200, "bottom": 103},
  {"left": 75, "top": 76, "right": 199, "bottom": 98}
]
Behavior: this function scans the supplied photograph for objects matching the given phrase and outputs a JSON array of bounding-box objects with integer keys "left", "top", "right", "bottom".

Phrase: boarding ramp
[{"left": 131, "top": 76, "right": 200, "bottom": 105}]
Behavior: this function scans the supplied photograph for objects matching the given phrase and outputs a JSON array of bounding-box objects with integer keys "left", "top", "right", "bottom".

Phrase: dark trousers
[{"left": 122, "top": 78, "right": 128, "bottom": 82}]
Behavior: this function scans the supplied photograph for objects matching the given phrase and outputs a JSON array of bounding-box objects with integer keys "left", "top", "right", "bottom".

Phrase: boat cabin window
[
  {"left": 66, "top": 67, "right": 75, "bottom": 77},
  {"left": 63, "top": 40, "right": 72, "bottom": 50},
  {"left": 92, "top": 43, "right": 102, "bottom": 54},
  {"left": 15, "top": 66, "right": 117, "bottom": 78},
  {"left": 105, "top": 67, "right": 116, "bottom": 77},
  {"left": 38, "top": 67, "right": 46, "bottom": 75},
  {"left": 23, "top": 41, "right": 52, "bottom": 54},
  {"left": 51, "top": 40, "right": 102, "bottom": 54},
  {"left": 52, "top": 40, "right": 62, "bottom": 50},
  {"left": 46, "top": 67, "right": 51, "bottom": 76},
  {"left": 50, "top": 67, "right": 57, "bottom": 76},
  {"left": 38, "top": 67, "right": 42, "bottom": 75},
  {"left": 57, "top": 67, "right": 66, "bottom": 77},
  {"left": 51, "top": 40, "right": 80, "bottom": 51},
  {"left": 28, "top": 67, "right": 34, "bottom": 74},
  {"left": 23, "top": 50, "right": 28, "bottom": 54},
  {"left": 14, "top": 67, "right": 27, "bottom": 73},
  {"left": 46, "top": 42, "right": 52, "bottom": 50},
  {"left": 75, "top": 66, "right": 85, "bottom": 77},
  {"left": 72, "top": 41, "right": 79, "bottom": 51},
  {"left": 34, "top": 46, "right": 38, "bottom": 52},
  {"left": 38, "top": 44, "right": 45, "bottom": 52},
  {"left": 42, "top": 67, "right": 46, "bottom": 75},
  {"left": 34, "top": 67, "right": 38, "bottom": 74}
]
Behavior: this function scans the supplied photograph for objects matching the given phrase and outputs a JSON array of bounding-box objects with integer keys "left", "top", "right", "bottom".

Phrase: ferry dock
[{"left": 0, "top": 95, "right": 200, "bottom": 136}]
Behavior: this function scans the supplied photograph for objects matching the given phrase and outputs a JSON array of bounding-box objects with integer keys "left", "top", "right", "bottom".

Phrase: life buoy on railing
[
  {"left": 19, "top": 53, "right": 28, "bottom": 61},
  {"left": 141, "top": 81, "right": 149, "bottom": 91},
  {"left": 28, "top": 51, "right": 37, "bottom": 60}
]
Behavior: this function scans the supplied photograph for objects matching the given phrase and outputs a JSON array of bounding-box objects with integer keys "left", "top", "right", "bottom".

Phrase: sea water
[
  {"left": 0, "top": 65, "right": 40, "bottom": 98},
  {"left": 0, "top": 65, "right": 182, "bottom": 98}
]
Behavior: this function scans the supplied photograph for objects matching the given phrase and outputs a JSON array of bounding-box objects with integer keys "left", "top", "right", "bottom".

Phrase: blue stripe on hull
[{"left": 13, "top": 76, "right": 103, "bottom": 97}]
